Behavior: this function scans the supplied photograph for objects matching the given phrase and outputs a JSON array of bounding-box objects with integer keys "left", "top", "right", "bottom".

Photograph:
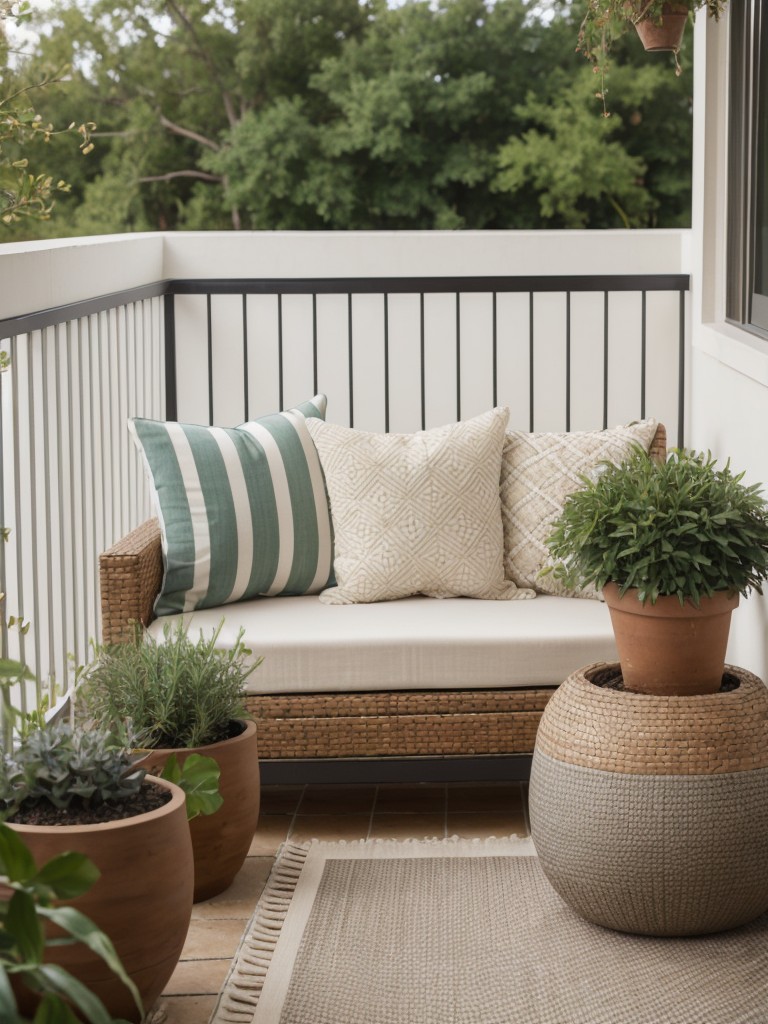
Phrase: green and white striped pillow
[{"left": 130, "top": 395, "right": 333, "bottom": 616}]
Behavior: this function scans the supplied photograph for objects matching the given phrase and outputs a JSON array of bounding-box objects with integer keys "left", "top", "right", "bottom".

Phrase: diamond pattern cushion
[
  {"left": 130, "top": 395, "right": 333, "bottom": 615},
  {"left": 306, "top": 408, "right": 534, "bottom": 605},
  {"left": 501, "top": 420, "right": 659, "bottom": 598}
]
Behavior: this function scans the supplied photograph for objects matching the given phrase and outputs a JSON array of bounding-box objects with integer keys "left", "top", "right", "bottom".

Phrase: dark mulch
[{"left": 7, "top": 781, "right": 172, "bottom": 826}]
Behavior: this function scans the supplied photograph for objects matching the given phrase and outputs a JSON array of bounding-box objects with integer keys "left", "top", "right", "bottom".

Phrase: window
[{"left": 727, "top": 1, "right": 768, "bottom": 334}]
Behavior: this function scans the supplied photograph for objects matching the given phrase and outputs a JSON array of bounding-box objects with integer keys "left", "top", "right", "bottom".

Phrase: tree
[
  {"left": 0, "top": 0, "right": 94, "bottom": 225},
  {"left": 8, "top": 0, "right": 695, "bottom": 236}
]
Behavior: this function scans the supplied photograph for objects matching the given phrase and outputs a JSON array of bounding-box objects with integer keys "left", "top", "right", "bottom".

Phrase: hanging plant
[{"left": 577, "top": 1, "right": 729, "bottom": 116}]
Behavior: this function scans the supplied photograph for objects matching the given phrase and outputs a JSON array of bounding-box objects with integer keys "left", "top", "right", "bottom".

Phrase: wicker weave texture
[
  {"left": 99, "top": 518, "right": 163, "bottom": 644},
  {"left": 535, "top": 662, "right": 768, "bottom": 775},
  {"left": 247, "top": 689, "right": 553, "bottom": 758},
  {"left": 530, "top": 749, "right": 768, "bottom": 936}
]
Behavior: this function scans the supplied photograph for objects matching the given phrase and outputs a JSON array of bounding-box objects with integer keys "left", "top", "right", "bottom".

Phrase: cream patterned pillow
[
  {"left": 501, "top": 420, "right": 659, "bottom": 598},
  {"left": 306, "top": 408, "right": 534, "bottom": 605}
]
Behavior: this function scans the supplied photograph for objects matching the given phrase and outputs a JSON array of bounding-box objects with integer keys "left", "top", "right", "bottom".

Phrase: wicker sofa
[{"left": 99, "top": 423, "right": 665, "bottom": 782}]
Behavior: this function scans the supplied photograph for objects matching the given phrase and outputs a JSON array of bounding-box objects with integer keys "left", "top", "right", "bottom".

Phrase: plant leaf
[
  {"left": 34, "top": 853, "right": 100, "bottom": 901},
  {"left": 36, "top": 907, "right": 143, "bottom": 1017}
]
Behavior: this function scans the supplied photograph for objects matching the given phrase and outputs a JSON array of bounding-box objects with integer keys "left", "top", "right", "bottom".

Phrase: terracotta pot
[
  {"left": 603, "top": 582, "right": 739, "bottom": 695},
  {"left": 11, "top": 776, "right": 193, "bottom": 1023},
  {"left": 140, "top": 719, "right": 260, "bottom": 902},
  {"left": 633, "top": 3, "right": 688, "bottom": 52}
]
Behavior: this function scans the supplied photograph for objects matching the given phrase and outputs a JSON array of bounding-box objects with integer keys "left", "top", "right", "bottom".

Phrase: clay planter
[
  {"left": 141, "top": 719, "right": 260, "bottom": 902},
  {"left": 603, "top": 582, "right": 738, "bottom": 695},
  {"left": 633, "top": 3, "right": 688, "bottom": 51},
  {"left": 11, "top": 776, "right": 193, "bottom": 1022}
]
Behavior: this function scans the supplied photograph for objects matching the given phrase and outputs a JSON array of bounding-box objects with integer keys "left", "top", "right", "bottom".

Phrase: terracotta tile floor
[{"left": 160, "top": 780, "right": 529, "bottom": 1023}]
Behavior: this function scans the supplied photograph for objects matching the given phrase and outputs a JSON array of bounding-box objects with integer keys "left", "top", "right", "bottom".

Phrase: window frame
[{"left": 726, "top": 0, "right": 768, "bottom": 336}]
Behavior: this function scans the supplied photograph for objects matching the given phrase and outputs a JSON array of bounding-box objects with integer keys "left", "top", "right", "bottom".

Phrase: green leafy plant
[
  {"left": 0, "top": 0, "right": 95, "bottom": 224},
  {"left": 578, "top": 0, "right": 728, "bottom": 114},
  {"left": 77, "top": 621, "right": 260, "bottom": 750},
  {"left": 0, "top": 821, "right": 141, "bottom": 1023},
  {"left": 160, "top": 753, "right": 223, "bottom": 821},
  {"left": 0, "top": 720, "right": 146, "bottom": 820},
  {"left": 544, "top": 447, "right": 768, "bottom": 605}
]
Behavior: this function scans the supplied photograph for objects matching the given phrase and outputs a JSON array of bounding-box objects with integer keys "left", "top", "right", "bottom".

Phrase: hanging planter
[
  {"left": 577, "top": 1, "right": 729, "bottom": 112},
  {"left": 633, "top": 3, "right": 689, "bottom": 52}
]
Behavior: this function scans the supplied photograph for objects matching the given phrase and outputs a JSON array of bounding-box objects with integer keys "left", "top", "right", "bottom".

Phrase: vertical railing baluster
[
  {"left": 77, "top": 319, "right": 90, "bottom": 665},
  {"left": 64, "top": 322, "right": 80, "bottom": 674},
  {"left": 312, "top": 293, "right": 318, "bottom": 400},
  {"left": 277, "top": 293, "right": 284, "bottom": 412},
  {"left": 164, "top": 293, "right": 177, "bottom": 421},
  {"left": 243, "top": 295, "right": 249, "bottom": 421},
  {"left": 678, "top": 289, "right": 686, "bottom": 448},
  {"left": 207, "top": 294, "right": 214, "bottom": 425},
  {"left": 10, "top": 338, "right": 27, "bottom": 703},
  {"left": 640, "top": 292, "right": 647, "bottom": 421},
  {"left": 41, "top": 328, "right": 56, "bottom": 701},
  {"left": 419, "top": 293, "right": 426, "bottom": 431},
  {"left": 603, "top": 291, "right": 609, "bottom": 430},
  {"left": 384, "top": 294, "right": 390, "bottom": 433},
  {"left": 492, "top": 293, "right": 498, "bottom": 409},
  {"left": 455, "top": 293, "right": 461, "bottom": 423},
  {"left": 54, "top": 324, "right": 69, "bottom": 688},
  {"left": 528, "top": 293, "right": 534, "bottom": 432},
  {"left": 565, "top": 292, "right": 572, "bottom": 432},
  {"left": 347, "top": 294, "right": 354, "bottom": 428},
  {"left": 25, "top": 335, "right": 42, "bottom": 699}
]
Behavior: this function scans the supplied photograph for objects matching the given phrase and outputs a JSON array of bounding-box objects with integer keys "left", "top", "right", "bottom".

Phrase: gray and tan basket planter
[{"left": 529, "top": 662, "right": 768, "bottom": 936}]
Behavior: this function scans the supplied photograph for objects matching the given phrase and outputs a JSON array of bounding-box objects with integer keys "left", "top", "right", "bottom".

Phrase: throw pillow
[
  {"left": 130, "top": 395, "right": 334, "bottom": 615},
  {"left": 305, "top": 408, "right": 534, "bottom": 605},
  {"left": 500, "top": 419, "right": 659, "bottom": 598}
]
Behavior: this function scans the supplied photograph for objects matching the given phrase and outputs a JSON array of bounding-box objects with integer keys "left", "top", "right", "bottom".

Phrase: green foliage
[
  {"left": 78, "top": 620, "right": 260, "bottom": 750},
  {"left": 160, "top": 752, "right": 223, "bottom": 820},
  {"left": 0, "top": 720, "right": 146, "bottom": 818},
  {"left": 0, "top": 1, "right": 95, "bottom": 224},
  {"left": 8, "top": 0, "right": 695, "bottom": 236},
  {"left": 0, "top": 821, "right": 141, "bottom": 1023},
  {"left": 545, "top": 447, "right": 768, "bottom": 606}
]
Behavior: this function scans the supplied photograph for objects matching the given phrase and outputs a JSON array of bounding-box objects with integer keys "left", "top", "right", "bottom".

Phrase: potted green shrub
[
  {"left": 78, "top": 621, "right": 262, "bottom": 902},
  {"left": 0, "top": 718, "right": 194, "bottom": 1022},
  {"left": 578, "top": 1, "right": 728, "bottom": 114},
  {"left": 544, "top": 447, "right": 768, "bottom": 695},
  {"left": 1, "top": 821, "right": 140, "bottom": 1024}
]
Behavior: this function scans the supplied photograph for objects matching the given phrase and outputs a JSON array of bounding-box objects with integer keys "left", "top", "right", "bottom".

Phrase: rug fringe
[{"left": 208, "top": 842, "right": 310, "bottom": 1024}]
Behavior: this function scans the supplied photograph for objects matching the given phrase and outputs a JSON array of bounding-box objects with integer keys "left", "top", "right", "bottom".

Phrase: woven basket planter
[{"left": 530, "top": 662, "right": 768, "bottom": 936}]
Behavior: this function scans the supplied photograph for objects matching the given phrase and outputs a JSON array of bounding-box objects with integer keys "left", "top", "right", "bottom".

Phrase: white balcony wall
[{"left": 689, "top": 16, "right": 768, "bottom": 681}]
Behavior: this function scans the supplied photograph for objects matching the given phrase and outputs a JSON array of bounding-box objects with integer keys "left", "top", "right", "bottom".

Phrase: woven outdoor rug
[{"left": 209, "top": 836, "right": 768, "bottom": 1024}]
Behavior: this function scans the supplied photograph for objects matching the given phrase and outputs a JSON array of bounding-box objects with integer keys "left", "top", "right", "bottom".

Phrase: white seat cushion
[{"left": 147, "top": 594, "right": 617, "bottom": 694}]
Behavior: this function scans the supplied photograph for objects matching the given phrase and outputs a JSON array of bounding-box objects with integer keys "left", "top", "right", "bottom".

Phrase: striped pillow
[{"left": 130, "top": 395, "right": 333, "bottom": 616}]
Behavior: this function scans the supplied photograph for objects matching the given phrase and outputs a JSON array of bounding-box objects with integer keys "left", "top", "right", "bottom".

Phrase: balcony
[
  {"left": 0, "top": 228, "right": 698, "bottom": 710},
  {"left": 3, "top": 227, "right": 768, "bottom": 1021}
]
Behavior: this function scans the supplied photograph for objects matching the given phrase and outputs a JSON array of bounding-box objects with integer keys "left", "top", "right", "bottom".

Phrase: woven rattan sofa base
[
  {"left": 246, "top": 688, "right": 554, "bottom": 760},
  {"left": 99, "top": 520, "right": 555, "bottom": 760}
]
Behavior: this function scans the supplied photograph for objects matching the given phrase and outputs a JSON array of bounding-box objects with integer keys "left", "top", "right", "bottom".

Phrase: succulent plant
[{"left": 0, "top": 719, "right": 146, "bottom": 818}]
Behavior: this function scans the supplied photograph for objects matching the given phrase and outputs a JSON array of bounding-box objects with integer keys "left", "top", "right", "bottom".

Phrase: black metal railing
[{"left": 0, "top": 272, "right": 689, "bottom": 705}]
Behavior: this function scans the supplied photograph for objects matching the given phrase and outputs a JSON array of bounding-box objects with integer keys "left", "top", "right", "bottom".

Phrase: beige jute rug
[{"left": 209, "top": 836, "right": 768, "bottom": 1024}]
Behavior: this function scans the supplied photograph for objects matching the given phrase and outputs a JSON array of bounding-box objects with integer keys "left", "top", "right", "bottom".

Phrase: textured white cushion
[
  {"left": 149, "top": 594, "right": 617, "bottom": 694},
  {"left": 306, "top": 408, "right": 533, "bottom": 604},
  {"left": 500, "top": 420, "right": 659, "bottom": 598}
]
